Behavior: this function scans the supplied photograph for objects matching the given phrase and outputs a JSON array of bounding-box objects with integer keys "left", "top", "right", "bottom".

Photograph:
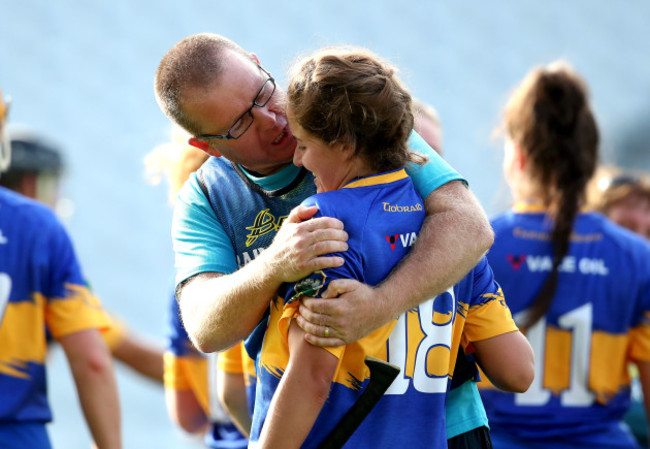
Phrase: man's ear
[
  {"left": 189, "top": 138, "right": 221, "bottom": 157},
  {"left": 250, "top": 53, "right": 261, "bottom": 65}
]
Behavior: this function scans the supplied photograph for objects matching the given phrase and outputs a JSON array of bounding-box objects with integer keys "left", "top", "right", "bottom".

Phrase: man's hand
[
  {"left": 296, "top": 279, "right": 393, "bottom": 347},
  {"left": 263, "top": 205, "right": 348, "bottom": 284}
]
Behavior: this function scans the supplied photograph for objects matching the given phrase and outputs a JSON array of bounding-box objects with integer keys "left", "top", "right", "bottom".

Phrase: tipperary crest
[{"left": 289, "top": 271, "right": 327, "bottom": 303}]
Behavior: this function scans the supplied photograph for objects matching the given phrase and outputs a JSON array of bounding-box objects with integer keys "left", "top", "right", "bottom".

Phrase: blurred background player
[
  {"left": 587, "top": 166, "right": 650, "bottom": 446},
  {"left": 0, "top": 122, "right": 165, "bottom": 385},
  {"left": 480, "top": 62, "right": 650, "bottom": 449},
  {"left": 588, "top": 166, "right": 650, "bottom": 241},
  {"left": 0, "top": 88, "right": 122, "bottom": 448},
  {"left": 145, "top": 128, "right": 250, "bottom": 448}
]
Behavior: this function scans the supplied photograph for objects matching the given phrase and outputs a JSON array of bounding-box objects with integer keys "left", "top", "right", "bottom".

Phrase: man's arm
[
  {"left": 297, "top": 180, "right": 494, "bottom": 346},
  {"left": 179, "top": 205, "right": 348, "bottom": 353},
  {"left": 59, "top": 329, "right": 122, "bottom": 449}
]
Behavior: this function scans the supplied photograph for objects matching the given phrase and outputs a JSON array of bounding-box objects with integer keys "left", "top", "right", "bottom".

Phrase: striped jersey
[
  {"left": 165, "top": 294, "right": 249, "bottom": 448},
  {"left": 0, "top": 187, "right": 109, "bottom": 425},
  {"left": 482, "top": 203, "right": 650, "bottom": 448}
]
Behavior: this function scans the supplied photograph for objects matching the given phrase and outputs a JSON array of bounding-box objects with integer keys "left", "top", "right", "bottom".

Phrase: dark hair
[
  {"left": 154, "top": 33, "right": 251, "bottom": 136},
  {"left": 504, "top": 62, "right": 599, "bottom": 329},
  {"left": 287, "top": 47, "right": 423, "bottom": 172}
]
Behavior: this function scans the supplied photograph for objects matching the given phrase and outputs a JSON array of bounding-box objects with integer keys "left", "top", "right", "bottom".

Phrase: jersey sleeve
[
  {"left": 165, "top": 292, "right": 196, "bottom": 357},
  {"left": 462, "top": 258, "right": 519, "bottom": 345},
  {"left": 172, "top": 173, "right": 239, "bottom": 287},
  {"left": 628, "top": 249, "right": 650, "bottom": 362},
  {"left": 163, "top": 294, "right": 210, "bottom": 408},
  {"left": 405, "top": 130, "right": 466, "bottom": 199},
  {"left": 218, "top": 342, "right": 245, "bottom": 374},
  {"left": 100, "top": 312, "right": 128, "bottom": 351},
  {"left": 43, "top": 218, "right": 111, "bottom": 339},
  {"left": 163, "top": 351, "right": 192, "bottom": 391}
]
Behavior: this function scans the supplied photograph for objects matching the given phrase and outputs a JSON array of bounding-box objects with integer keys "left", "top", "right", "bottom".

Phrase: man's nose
[{"left": 252, "top": 104, "right": 277, "bottom": 129}]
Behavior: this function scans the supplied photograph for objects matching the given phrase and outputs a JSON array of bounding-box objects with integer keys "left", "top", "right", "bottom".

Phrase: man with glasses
[{"left": 154, "top": 33, "right": 494, "bottom": 358}]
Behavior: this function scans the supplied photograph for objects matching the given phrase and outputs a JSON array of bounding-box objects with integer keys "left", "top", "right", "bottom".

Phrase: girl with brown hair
[{"left": 481, "top": 62, "right": 650, "bottom": 448}]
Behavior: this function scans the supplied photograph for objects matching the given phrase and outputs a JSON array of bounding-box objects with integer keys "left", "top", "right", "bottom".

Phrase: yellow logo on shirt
[{"left": 245, "top": 209, "right": 287, "bottom": 247}]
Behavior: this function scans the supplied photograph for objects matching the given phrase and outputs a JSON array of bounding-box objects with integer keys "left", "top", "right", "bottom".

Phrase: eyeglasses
[{"left": 198, "top": 66, "right": 276, "bottom": 141}]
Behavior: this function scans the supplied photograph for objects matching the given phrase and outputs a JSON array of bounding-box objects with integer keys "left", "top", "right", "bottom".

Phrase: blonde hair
[
  {"left": 587, "top": 165, "right": 650, "bottom": 214},
  {"left": 145, "top": 125, "right": 209, "bottom": 204}
]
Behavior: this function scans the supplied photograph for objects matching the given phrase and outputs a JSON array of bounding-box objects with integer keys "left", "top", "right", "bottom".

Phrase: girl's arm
[{"left": 259, "top": 320, "right": 339, "bottom": 449}]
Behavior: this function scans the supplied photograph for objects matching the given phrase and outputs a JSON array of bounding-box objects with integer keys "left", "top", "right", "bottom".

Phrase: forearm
[
  {"left": 165, "top": 388, "right": 209, "bottom": 434},
  {"left": 259, "top": 323, "right": 336, "bottom": 449},
  {"left": 179, "top": 255, "right": 285, "bottom": 352},
  {"left": 636, "top": 360, "right": 650, "bottom": 445},
  {"left": 61, "top": 330, "right": 122, "bottom": 449},
  {"left": 378, "top": 181, "right": 493, "bottom": 318},
  {"left": 217, "top": 370, "right": 251, "bottom": 437},
  {"left": 473, "top": 330, "right": 535, "bottom": 393},
  {"left": 111, "top": 335, "right": 164, "bottom": 383}
]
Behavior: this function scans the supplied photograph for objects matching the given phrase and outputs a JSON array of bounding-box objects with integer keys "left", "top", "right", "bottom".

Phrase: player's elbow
[
  {"left": 175, "top": 412, "right": 207, "bottom": 434},
  {"left": 500, "top": 368, "right": 534, "bottom": 393},
  {"left": 474, "top": 216, "right": 495, "bottom": 256},
  {"left": 307, "top": 373, "right": 334, "bottom": 405},
  {"left": 491, "top": 357, "right": 535, "bottom": 393},
  {"left": 80, "top": 350, "right": 113, "bottom": 376}
]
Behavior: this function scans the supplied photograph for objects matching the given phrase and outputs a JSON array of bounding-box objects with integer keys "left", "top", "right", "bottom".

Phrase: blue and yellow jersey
[
  {"left": 164, "top": 294, "right": 249, "bottom": 448},
  {"left": 0, "top": 187, "right": 110, "bottom": 424},
  {"left": 481, "top": 203, "right": 650, "bottom": 447},
  {"left": 251, "top": 169, "right": 499, "bottom": 448},
  {"left": 217, "top": 341, "right": 256, "bottom": 416}
]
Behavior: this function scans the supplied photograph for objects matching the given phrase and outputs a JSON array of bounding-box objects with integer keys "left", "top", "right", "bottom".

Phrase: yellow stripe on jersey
[
  {"left": 589, "top": 331, "right": 629, "bottom": 404},
  {"left": 218, "top": 342, "right": 256, "bottom": 387},
  {"left": 218, "top": 343, "right": 245, "bottom": 374},
  {"left": 343, "top": 169, "right": 408, "bottom": 189},
  {"left": 461, "top": 289, "right": 518, "bottom": 347},
  {"left": 269, "top": 294, "right": 402, "bottom": 390},
  {"left": 451, "top": 289, "right": 517, "bottom": 382},
  {"left": 101, "top": 313, "right": 128, "bottom": 351},
  {"left": 0, "top": 295, "right": 47, "bottom": 378},
  {"left": 163, "top": 351, "right": 192, "bottom": 390},
  {"left": 628, "top": 319, "right": 650, "bottom": 362},
  {"left": 541, "top": 329, "right": 629, "bottom": 404},
  {"left": 46, "top": 284, "right": 110, "bottom": 338},
  {"left": 164, "top": 351, "right": 211, "bottom": 412},
  {"left": 544, "top": 326, "right": 571, "bottom": 394}
]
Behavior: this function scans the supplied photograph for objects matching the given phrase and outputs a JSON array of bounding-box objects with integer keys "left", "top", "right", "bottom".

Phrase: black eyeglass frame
[{"left": 198, "top": 66, "right": 276, "bottom": 141}]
